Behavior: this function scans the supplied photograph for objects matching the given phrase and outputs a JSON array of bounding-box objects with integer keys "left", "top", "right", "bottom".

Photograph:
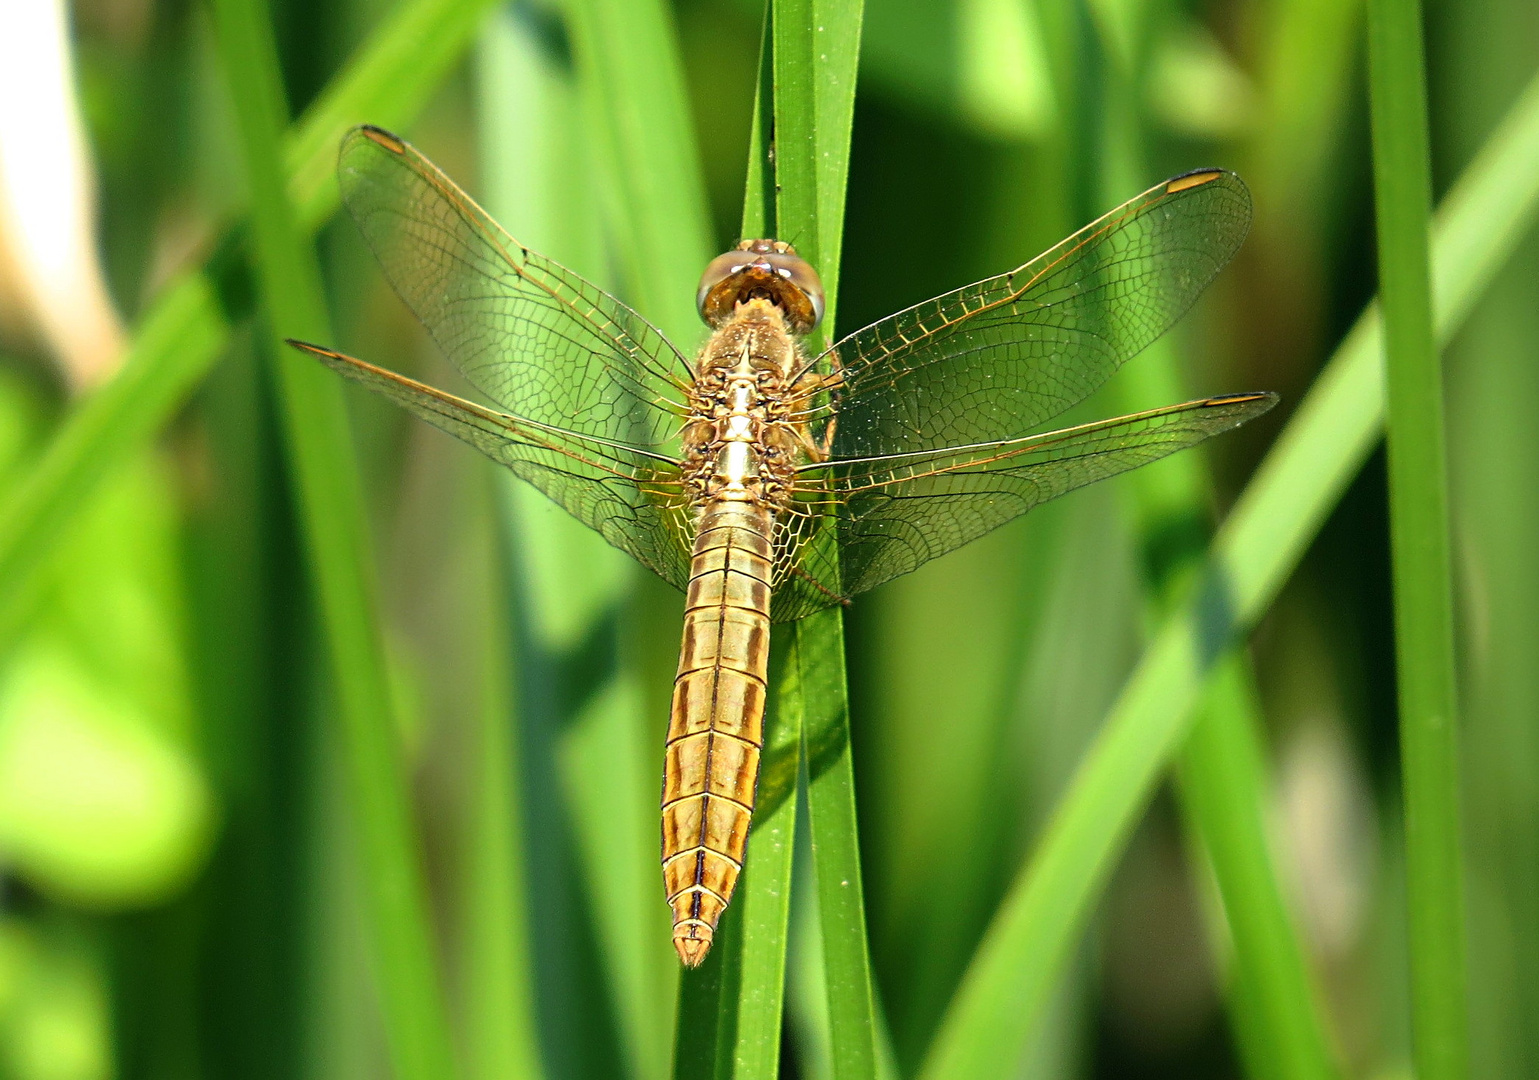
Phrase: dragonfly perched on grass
[{"left": 289, "top": 125, "right": 1275, "bottom": 968}]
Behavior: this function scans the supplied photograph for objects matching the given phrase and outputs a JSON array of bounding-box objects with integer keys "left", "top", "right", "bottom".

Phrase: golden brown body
[{"left": 663, "top": 298, "right": 809, "bottom": 967}]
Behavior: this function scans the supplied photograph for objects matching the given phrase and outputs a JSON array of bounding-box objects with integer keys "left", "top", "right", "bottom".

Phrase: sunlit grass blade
[
  {"left": 1371, "top": 10, "right": 1470, "bottom": 1078},
  {"left": 1094, "top": 40, "right": 1341, "bottom": 1078},
  {"left": 476, "top": 4, "right": 687, "bottom": 1075},
  {"left": 1115, "top": 322, "right": 1339, "bottom": 1080},
  {"left": 284, "top": 0, "right": 505, "bottom": 212},
  {"left": 456, "top": 556, "right": 542, "bottom": 1080},
  {"left": 453, "top": 33, "right": 547, "bottom": 1054},
  {"left": 207, "top": 1, "right": 456, "bottom": 1079},
  {"left": 0, "top": 0, "right": 500, "bottom": 654},
  {"left": 558, "top": 0, "right": 716, "bottom": 1072},
  {"left": 565, "top": 0, "right": 713, "bottom": 344},
  {"left": 789, "top": 610, "right": 876, "bottom": 1080},
  {"left": 1439, "top": 2, "right": 1539, "bottom": 1071},
  {"left": 1176, "top": 658, "right": 1338, "bottom": 1080},
  {"left": 770, "top": 2, "right": 876, "bottom": 1078},
  {"left": 919, "top": 68, "right": 1539, "bottom": 1080},
  {"left": 1366, "top": 1, "right": 1469, "bottom": 1076}
]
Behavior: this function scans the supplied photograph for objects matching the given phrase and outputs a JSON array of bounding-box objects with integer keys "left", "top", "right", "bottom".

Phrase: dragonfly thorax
[{"left": 681, "top": 299, "right": 805, "bottom": 509}]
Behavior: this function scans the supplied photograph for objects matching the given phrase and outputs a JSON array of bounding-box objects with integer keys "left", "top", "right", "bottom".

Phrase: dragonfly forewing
[
  {"left": 338, "top": 125, "right": 693, "bottom": 452},
  {"left": 808, "top": 169, "right": 1252, "bottom": 461}
]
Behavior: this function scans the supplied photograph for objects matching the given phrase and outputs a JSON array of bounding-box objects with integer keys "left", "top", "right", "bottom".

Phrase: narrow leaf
[
  {"left": 208, "top": 1, "right": 457, "bottom": 1078},
  {"left": 1367, "top": 0, "right": 1470, "bottom": 1074},
  {"left": 770, "top": 3, "right": 877, "bottom": 1079}
]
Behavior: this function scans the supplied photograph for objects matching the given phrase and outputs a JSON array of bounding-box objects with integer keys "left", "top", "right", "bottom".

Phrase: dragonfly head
[{"left": 697, "top": 239, "right": 825, "bottom": 334}]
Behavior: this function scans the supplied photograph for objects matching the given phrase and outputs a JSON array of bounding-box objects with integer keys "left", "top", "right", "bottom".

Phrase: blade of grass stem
[
  {"left": 742, "top": 1, "right": 776, "bottom": 241},
  {"left": 284, "top": 0, "right": 504, "bottom": 213},
  {"left": 771, "top": 2, "right": 876, "bottom": 1078},
  {"left": 207, "top": 1, "right": 457, "bottom": 1079},
  {"left": 1438, "top": 2, "right": 1539, "bottom": 1071},
  {"left": 560, "top": 0, "right": 715, "bottom": 1072},
  {"left": 480, "top": 5, "right": 675, "bottom": 1075},
  {"left": 725, "top": 679, "right": 803, "bottom": 1075},
  {"left": 564, "top": 0, "right": 713, "bottom": 344},
  {"left": 1127, "top": 377, "right": 1340, "bottom": 1080},
  {"left": 807, "top": 0, "right": 862, "bottom": 326},
  {"left": 1176, "top": 657, "right": 1338, "bottom": 1080},
  {"left": 459, "top": 555, "right": 542, "bottom": 1080},
  {"left": 0, "top": 0, "right": 499, "bottom": 654},
  {"left": 1366, "top": 2, "right": 1470, "bottom": 1077},
  {"left": 789, "top": 609, "right": 875, "bottom": 1080},
  {"left": 469, "top": 11, "right": 612, "bottom": 1080},
  {"left": 1094, "top": 51, "right": 1339, "bottom": 1079},
  {"left": 919, "top": 68, "right": 1539, "bottom": 1080},
  {"left": 1114, "top": 300, "right": 1338, "bottom": 1080}
]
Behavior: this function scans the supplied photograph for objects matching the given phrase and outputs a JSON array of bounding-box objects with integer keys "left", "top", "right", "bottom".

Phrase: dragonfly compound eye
[{"left": 697, "top": 240, "right": 825, "bottom": 334}]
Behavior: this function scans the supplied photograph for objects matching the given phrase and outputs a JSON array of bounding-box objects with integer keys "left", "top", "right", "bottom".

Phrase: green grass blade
[
  {"left": 0, "top": 0, "right": 499, "bottom": 653},
  {"left": 1366, "top": 2, "right": 1470, "bottom": 1076},
  {"left": 558, "top": 0, "right": 716, "bottom": 1073},
  {"left": 771, "top": 2, "right": 876, "bottom": 1078},
  {"left": 789, "top": 610, "right": 875, "bottom": 1080},
  {"left": 565, "top": 0, "right": 713, "bottom": 345},
  {"left": 1116, "top": 305, "right": 1339, "bottom": 1080},
  {"left": 725, "top": 682, "right": 802, "bottom": 1073},
  {"left": 284, "top": 0, "right": 505, "bottom": 214},
  {"left": 742, "top": 1, "right": 777, "bottom": 241},
  {"left": 456, "top": 561, "right": 542, "bottom": 1080},
  {"left": 919, "top": 68, "right": 1539, "bottom": 1080},
  {"left": 1092, "top": 34, "right": 1339, "bottom": 1077},
  {"left": 207, "top": 2, "right": 457, "bottom": 1079},
  {"left": 1176, "top": 659, "right": 1338, "bottom": 1080},
  {"left": 469, "top": 14, "right": 623, "bottom": 1080}
]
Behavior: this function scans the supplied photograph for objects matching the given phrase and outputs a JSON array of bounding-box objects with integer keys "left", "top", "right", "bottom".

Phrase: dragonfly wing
[
  {"left": 784, "top": 392, "right": 1276, "bottom": 609},
  {"left": 337, "top": 125, "right": 691, "bottom": 451},
  {"left": 293, "top": 343, "right": 695, "bottom": 590},
  {"left": 766, "top": 508, "right": 845, "bottom": 623},
  {"left": 814, "top": 170, "right": 1252, "bottom": 459}
]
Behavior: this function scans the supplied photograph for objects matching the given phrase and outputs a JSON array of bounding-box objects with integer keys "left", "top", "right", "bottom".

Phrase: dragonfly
[{"left": 289, "top": 125, "right": 1275, "bottom": 968}]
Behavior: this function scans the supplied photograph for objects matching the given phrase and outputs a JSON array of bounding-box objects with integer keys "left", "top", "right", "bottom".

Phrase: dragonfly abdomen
[{"left": 662, "top": 500, "right": 775, "bottom": 967}]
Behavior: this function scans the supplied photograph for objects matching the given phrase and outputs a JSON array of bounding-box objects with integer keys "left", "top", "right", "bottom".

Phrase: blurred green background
[{"left": 0, "top": 0, "right": 1532, "bottom": 1077}]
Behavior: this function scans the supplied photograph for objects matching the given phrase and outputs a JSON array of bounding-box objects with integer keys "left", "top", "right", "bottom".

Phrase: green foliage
[
  {"left": 209, "top": 1, "right": 459, "bottom": 1079},
  {"left": 1366, "top": 0, "right": 1469, "bottom": 1076}
]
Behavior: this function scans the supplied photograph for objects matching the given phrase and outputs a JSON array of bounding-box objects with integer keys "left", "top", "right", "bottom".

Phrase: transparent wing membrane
[
  {"left": 337, "top": 126, "right": 692, "bottom": 450},
  {"left": 289, "top": 343, "right": 695, "bottom": 591},
  {"left": 319, "top": 126, "right": 698, "bottom": 582},
  {"left": 299, "top": 130, "right": 1272, "bottom": 616},
  {"left": 810, "top": 170, "right": 1252, "bottom": 460},
  {"left": 792, "top": 393, "right": 1277, "bottom": 612}
]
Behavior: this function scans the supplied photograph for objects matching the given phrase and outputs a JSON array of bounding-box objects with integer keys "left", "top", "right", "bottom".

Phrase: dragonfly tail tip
[{"left": 674, "top": 932, "right": 713, "bottom": 968}]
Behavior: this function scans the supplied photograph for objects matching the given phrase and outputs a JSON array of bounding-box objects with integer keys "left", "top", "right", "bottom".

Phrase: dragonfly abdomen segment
[{"left": 662, "top": 500, "right": 775, "bottom": 967}]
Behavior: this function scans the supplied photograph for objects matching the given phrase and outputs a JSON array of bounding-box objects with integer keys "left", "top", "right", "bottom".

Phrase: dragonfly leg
[
  {"left": 788, "top": 423, "right": 830, "bottom": 463},
  {"left": 785, "top": 361, "right": 843, "bottom": 462},
  {"left": 788, "top": 562, "right": 850, "bottom": 608}
]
